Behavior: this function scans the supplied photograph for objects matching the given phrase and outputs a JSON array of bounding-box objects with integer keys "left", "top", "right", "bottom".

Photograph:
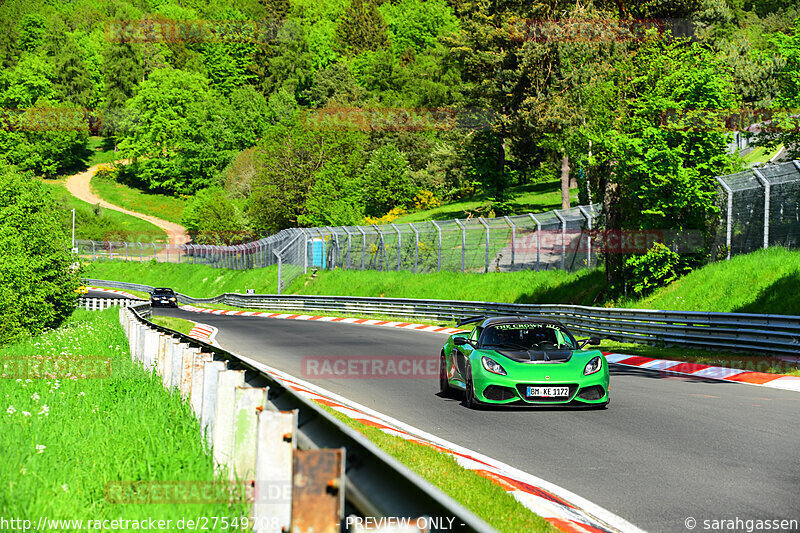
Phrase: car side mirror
[
  {"left": 454, "top": 336, "right": 470, "bottom": 346},
  {"left": 579, "top": 336, "right": 602, "bottom": 348}
]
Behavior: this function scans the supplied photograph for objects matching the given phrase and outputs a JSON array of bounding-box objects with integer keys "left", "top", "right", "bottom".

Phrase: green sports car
[{"left": 439, "top": 316, "right": 609, "bottom": 409}]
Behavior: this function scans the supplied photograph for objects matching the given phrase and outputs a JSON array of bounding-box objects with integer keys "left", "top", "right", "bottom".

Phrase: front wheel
[
  {"left": 439, "top": 353, "right": 455, "bottom": 398},
  {"left": 463, "top": 362, "right": 483, "bottom": 410}
]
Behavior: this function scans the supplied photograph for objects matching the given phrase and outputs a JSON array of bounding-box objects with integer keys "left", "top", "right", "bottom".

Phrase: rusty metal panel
[{"left": 291, "top": 448, "right": 344, "bottom": 533}]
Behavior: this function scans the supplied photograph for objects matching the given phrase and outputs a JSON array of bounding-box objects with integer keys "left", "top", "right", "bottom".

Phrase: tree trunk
[
  {"left": 603, "top": 176, "right": 623, "bottom": 293},
  {"left": 560, "top": 152, "right": 571, "bottom": 210}
]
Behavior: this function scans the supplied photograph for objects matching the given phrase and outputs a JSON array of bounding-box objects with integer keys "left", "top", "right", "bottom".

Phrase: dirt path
[{"left": 64, "top": 162, "right": 189, "bottom": 249}]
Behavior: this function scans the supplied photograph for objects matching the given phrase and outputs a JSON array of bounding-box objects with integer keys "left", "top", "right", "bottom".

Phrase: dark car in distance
[{"left": 150, "top": 287, "right": 178, "bottom": 308}]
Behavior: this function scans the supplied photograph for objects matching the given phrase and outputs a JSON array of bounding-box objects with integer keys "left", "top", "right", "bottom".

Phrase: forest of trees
[{"left": 0, "top": 0, "right": 799, "bottom": 295}]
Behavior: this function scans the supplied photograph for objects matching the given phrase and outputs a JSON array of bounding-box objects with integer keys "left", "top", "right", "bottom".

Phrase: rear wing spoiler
[{"left": 456, "top": 316, "right": 487, "bottom": 327}]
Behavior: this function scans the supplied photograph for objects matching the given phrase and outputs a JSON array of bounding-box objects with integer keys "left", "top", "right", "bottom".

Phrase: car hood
[{"left": 489, "top": 349, "right": 573, "bottom": 363}]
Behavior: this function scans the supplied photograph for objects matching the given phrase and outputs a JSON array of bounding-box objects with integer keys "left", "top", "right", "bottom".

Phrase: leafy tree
[
  {"left": 247, "top": 123, "right": 365, "bottom": 233},
  {"left": 0, "top": 100, "right": 90, "bottom": 177},
  {"left": 182, "top": 187, "right": 252, "bottom": 245},
  {"left": 361, "top": 143, "right": 415, "bottom": 216},
  {"left": 596, "top": 41, "right": 740, "bottom": 295},
  {"left": 117, "top": 68, "right": 236, "bottom": 194},
  {"left": 336, "top": 0, "right": 390, "bottom": 55},
  {"left": 379, "top": 0, "right": 459, "bottom": 57},
  {"left": 0, "top": 52, "right": 54, "bottom": 108},
  {"left": 101, "top": 40, "right": 143, "bottom": 140},
  {"left": 762, "top": 16, "right": 800, "bottom": 159},
  {"left": 17, "top": 14, "right": 47, "bottom": 53},
  {"left": 0, "top": 164, "right": 80, "bottom": 345},
  {"left": 53, "top": 35, "right": 95, "bottom": 108}
]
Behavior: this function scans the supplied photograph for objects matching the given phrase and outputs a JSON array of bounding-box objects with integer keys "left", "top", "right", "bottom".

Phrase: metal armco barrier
[
  {"left": 120, "top": 302, "right": 494, "bottom": 533},
  {"left": 92, "top": 279, "right": 800, "bottom": 355}
]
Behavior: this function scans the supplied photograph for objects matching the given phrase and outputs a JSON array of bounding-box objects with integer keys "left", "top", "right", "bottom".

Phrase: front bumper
[
  {"left": 471, "top": 361, "right": 610, "bottom": 406},
  {"left": 151, "top": 299, "right": 178, "bottom": 307}
]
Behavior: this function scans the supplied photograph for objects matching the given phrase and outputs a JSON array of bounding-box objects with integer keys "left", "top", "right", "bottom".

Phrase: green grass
[
  {"left": 84, "top": 136, "right": 120, "bottom": 168},
  {"left": 83, "top": 262, "right": 282, "bottom": 297},
  {"left": 40, "top": 180, "right": 168, "bottom": 242},
  {"left": 322, "top": 407, "right": 557, "bottom": 533},
  {"left": 740, "top": 144, "right": 784, "bottom": 166},
  {"left": 289, "top": 268, "right": 606, "bottom": 305},
  {"left": 149, "top": 315, "right": 196, "bottom": 336},
  {"left": 91, "top": 171, "right": 187, "bottom": 225},
  {"left": 83, "top": 261, "right": 606, "bottom": 305},
  {"left": 627, "top": 247, "right": 800, "bottom": 315},
  {"left": 394, "top": 180, "right": 578, "bottom": 223},
  {"left": 0, "top": 309, "right": 246, "bottom": 525}
]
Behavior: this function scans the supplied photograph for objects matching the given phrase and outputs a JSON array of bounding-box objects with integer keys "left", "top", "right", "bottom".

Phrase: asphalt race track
[{"left": 153, "top": 307, "right": 800, "bottom": 532}]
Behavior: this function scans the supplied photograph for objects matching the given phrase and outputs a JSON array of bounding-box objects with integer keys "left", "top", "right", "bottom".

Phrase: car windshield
[
  {"left": 153, "top": 289, "right": 174, "bottom": 295},
  {"left": 480, "top": 323, "right": 575, "bottom": 351}
]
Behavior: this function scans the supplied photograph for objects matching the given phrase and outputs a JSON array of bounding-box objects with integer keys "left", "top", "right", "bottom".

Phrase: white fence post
[
  {"left": 200, "top": 361, "right": 227, "bottom": 449},
  {"left": 190, "top": 353, "right": 213, "bottom": 419},
  {"left": 212, "top": 370, "right": 245, "bottom": 469},
  {"left": 253, "top": 410, "right": 297, "bottom": 533},
  {"left": 231, "top": 387, "right": 267, "bottom": 481}
]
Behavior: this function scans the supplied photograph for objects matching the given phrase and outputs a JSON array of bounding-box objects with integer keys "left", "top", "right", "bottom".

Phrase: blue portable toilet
[{"left": 309, "top": 238, "right": 326, "bottom": 269}]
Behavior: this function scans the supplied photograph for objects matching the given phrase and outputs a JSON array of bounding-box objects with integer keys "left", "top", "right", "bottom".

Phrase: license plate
[{"left": 527, "top": 386, "right": 569, "bottom": 398}]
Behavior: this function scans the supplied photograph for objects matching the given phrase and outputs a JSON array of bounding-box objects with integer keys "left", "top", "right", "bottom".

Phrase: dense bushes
[{"left": 0, "top": 165, "right": 80, "bottom": 345}]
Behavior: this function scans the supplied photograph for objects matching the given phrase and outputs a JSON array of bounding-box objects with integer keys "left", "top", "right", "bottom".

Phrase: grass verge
[
  {"left": 626, "top": 247, "right": 800, "bottom": 316},
  {"left": 92, "top": 171, "right": 187, "bottom": 225},
  {"left": 321, "top": 407, "right": 557, "bottom": 533},
  {"left": 149, "top": 315, "right": 197, "bottom": 336},
  {"left": 83, "top": 262, "right": 281, "bottom": 298},
  {"left": 0, "top": 309, "right": 246, "bottom": 523}
]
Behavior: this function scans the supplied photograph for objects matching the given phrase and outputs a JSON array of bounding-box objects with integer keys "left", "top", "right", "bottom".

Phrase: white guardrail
[
  {"left": 86, "top": 279, "right": 800, "bottom": 355},
  {"left": 119, "top": 302, "right": 495, "bottom": 533}
]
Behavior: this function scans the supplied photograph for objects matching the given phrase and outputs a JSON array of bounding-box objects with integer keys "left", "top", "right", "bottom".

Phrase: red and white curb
[
  {"left": 86, "top": 286, "right": 142, "bottom": 299},
  {"left": 604, "top": 353, "right": 800, "bottom": 393},
  {"left": 231, "top": 352, "right": 644, "bottom": 533},
  {"left": 187, "top": 323, "right": 219, "bottom": 347},
  {"left": 178, "top": 304, "right": 469, "bottom": 336}
]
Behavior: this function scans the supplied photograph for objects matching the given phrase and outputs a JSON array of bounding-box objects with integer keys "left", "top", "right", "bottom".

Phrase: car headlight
[
  {"left": 169, "top": 297, "right": 176, "bottom": 301},
  {"left": 481, "top": 356, "right": 506, "bottom": 376},
  {"left": 584, "top": 356, "right": 603, "bottom": 375}
]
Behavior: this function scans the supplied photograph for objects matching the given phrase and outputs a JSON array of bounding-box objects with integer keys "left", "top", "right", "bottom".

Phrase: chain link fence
[
  {"left": 78, "top": 159, "right": 800, "bottom": 294},
  {"left": 714, "top": 160, "right": 800, "bottom": 258},
  {"left": 79, "top": 204, "right": 602, "bottom": 293}
]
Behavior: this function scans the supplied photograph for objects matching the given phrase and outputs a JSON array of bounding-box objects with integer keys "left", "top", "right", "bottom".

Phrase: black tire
[
  {"left": 439, "top": 353, "right": 455, "bottom": 398},
  {"left": 463, "top": 362, "right": 483, "bottom": 410}
]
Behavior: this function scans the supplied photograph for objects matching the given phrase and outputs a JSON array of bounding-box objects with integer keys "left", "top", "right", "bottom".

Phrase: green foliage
[
  {"left": 623, "top": 242, "right": 688, "bottom": 297},
  {"left": 361, "top": 144, "right": 416, "bottom": 216},
  {"left": 0, "top": 100, "right": 90, "bottom": 177},
  {"left": 181, "top": 187, "right": 252, "bottom": 245},
  {"left": 336, "top": 0, "right": 390, "bottom": 55},
  {"left": 379, "top": 0, "right": 460, "bottom": 56},
  {"left": 0, "top": 166, "right": 80, "bottom": 345},
  {"left": 246, "top": 123, "right": 366, "bottom": 233}
]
